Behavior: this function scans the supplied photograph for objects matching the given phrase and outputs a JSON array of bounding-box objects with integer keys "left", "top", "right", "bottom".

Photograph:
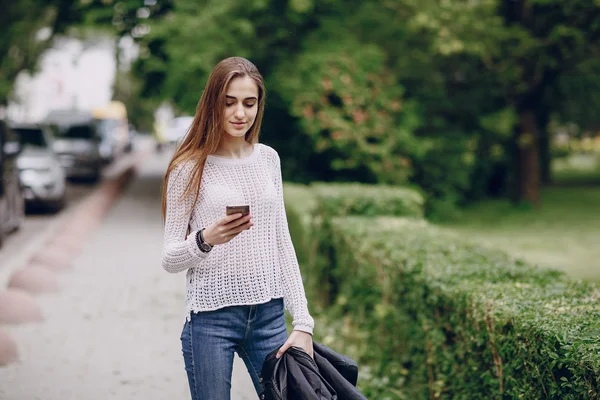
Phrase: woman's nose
[{"left": 235, "top": 105, "right": 245, "bottom": 119}]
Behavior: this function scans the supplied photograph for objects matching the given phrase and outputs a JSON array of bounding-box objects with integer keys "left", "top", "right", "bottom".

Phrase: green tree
[
  {"left": 0, "top": 0, "right": 123, "bottom": 104},
  {"left": 273, "top": 35, "right": 421, "bottom": 184},
  {"left": 387, "top": 0, "right": 600, "bottom": 206},
  {"left": 0, "top": 0, "right": 59, "bottom": 104},
  {"left": 108, "top": 0, "right": 600, "bottom": 212}
]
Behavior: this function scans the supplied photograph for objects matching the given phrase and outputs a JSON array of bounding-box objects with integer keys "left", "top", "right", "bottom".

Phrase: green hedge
[
  {"left": 310, "top": 182, "right": 425, "bottom": 218},
  {"left": 284, "top": 182, "right": 424, "bottom": 307},
  {"left": 285, "top": 184, "right": 600, "bottom": 399}
]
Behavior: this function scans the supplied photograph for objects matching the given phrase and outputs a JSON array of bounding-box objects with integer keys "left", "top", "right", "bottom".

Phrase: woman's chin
[{"left": 225, "top": 130, "right": 248, "bottom": 139}]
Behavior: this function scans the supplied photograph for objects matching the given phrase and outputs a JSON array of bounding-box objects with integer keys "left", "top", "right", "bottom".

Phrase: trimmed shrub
[
  {"left": 284, "top": 182, "right": 425, "bottom": 307},
  {"left": 326, "top": 217, "right": 599, "bottom": 399},
  {"left": 283, "top": 183, "right": 318, "bottom": 291},
  {"left": 311, "top": 182, "right": 425, "bottom": 218},
  {"left": 285, "top": 184, "right": 600, "bottom": 399}
]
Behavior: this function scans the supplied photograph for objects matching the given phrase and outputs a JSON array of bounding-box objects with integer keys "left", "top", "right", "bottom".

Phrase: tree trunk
[
  {"left": 515, "top": 108, "right": 541, "bottom": 206},
  {"left": 537, "top": 107, "right": 552, "bottom": 185},
  {"left": 508, "top": 126, "right": 520, "bottom": 204}
]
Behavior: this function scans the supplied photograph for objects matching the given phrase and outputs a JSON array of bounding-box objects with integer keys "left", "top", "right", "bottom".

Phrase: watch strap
[
  {"left": 195, "top": 230, "right": 203, "bottom": 250},
  {"left": 195, "top": 228, "right": 213, "bottom": 253},
  {"left": 200, "top": 228, "right": 213, "bottom": 247}
]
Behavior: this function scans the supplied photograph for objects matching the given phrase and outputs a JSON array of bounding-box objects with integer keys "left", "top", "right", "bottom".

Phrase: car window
[
  {"left": 14, "top": 128, "right": 48, "bottom": 148},
  {"left": 52, "top": 124, "right": 97, "bottom": 139}
]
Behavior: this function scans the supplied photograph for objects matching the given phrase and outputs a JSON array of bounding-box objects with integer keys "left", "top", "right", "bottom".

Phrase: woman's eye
[
  {"left": 226, "top": 102, "right": 234, "bottom": 107},
  {"left": 244, "top": 102, "right": 256, "bottom": 108}
]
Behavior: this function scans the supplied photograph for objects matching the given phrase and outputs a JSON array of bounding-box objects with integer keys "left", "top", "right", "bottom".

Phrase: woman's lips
[{"left": 231, "top": 122, "right": 245, "bottom": 129}]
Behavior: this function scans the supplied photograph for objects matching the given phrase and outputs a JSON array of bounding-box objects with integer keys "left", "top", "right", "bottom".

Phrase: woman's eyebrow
[{"left": 226, "top": 95, "right": 258, "bottom": 100}]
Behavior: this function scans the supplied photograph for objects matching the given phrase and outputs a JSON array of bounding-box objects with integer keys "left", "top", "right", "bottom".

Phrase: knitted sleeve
[
  {"left": 162, "top": 162, "right": 210, "bottom": 273},
  {"left": 272, "top": 151, "right": 315, "bottom": 334}
]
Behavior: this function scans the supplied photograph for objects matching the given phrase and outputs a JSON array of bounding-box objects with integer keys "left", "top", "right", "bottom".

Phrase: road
[{"left": 0, "top": 138, "right": 151, "bottom": 272}]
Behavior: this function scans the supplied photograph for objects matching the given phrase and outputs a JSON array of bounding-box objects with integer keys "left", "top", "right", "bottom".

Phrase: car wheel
[
  {"left": 52, "top": 194, "right": 67, "bottom": 213},
  {"left": 89, "top": 170, "right": 102, "bottom": 184}
]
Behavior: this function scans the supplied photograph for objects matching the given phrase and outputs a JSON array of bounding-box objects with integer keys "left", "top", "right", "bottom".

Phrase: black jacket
[{"left": 261, "top": 341, "right": 368, "bottom": 400}]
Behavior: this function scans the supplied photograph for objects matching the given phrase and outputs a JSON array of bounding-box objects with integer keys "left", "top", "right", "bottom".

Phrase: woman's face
[{"left": 222, "top": 75, "right": 259, "bottom": 139}]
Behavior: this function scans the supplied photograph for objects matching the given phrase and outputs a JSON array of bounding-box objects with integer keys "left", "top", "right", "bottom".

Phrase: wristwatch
[{"left": 195, "top": 228, "right": 213, "bottom": 253}]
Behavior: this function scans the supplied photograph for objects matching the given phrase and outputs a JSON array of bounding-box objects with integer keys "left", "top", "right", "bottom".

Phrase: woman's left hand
[{"left": 276, "top": 330, "right": 314, "bottom": 359}]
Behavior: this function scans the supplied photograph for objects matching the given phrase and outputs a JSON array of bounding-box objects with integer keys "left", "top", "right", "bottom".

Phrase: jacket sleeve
[
  {"left": 162, "top": 162, "right": 210, "bottom": 273},
  {"left": 272, "top": 151, "right": 315, "bottom": 334}
]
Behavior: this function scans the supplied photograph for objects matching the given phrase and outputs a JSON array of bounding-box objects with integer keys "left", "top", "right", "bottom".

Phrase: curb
[{"left": 0, "top": 151, "right": 149, "bottom": 366}]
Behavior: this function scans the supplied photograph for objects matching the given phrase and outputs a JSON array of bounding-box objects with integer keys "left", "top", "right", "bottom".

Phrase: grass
[{"left": 440, "top": 153, "right": 600, "bottom": 281}]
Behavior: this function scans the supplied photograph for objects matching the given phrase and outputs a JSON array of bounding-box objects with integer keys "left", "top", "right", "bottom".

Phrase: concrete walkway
[{"left": 0, "top": 150, "right": 256, "bottom": 399}]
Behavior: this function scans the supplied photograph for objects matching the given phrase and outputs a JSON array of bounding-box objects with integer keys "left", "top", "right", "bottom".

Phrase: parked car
[
  {"left": 0, "top": 120, "right": 24, "bottom": 247},
  {"left": 92, "top": 101, "right": 130, "bottom": 163},
  {"left": 10, "top": 123, "right": 67, "bottom": 211},
  {"left": 44, "top": 110, "right": 103, "bottom": 182}
]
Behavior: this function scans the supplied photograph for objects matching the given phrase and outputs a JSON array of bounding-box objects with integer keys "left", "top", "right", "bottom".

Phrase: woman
[{"left": 161, "top": 57, "right": 314, "bottom": 400}]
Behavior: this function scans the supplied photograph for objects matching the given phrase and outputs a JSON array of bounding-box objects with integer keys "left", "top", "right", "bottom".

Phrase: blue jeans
[{"left": 180, "top": 298, "right": 288, "bottom": 400}]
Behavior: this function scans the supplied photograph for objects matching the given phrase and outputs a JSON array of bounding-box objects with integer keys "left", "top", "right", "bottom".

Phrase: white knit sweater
[{"left": 162, "top": 143, "right": 314, "bottom": 334}]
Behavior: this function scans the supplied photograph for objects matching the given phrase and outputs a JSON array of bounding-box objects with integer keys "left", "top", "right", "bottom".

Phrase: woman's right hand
[{"left": 202, "top": 213, "right": 253, "bottom": 246}]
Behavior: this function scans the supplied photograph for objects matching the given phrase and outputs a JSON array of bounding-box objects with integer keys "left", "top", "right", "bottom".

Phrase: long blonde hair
[{"left": 161, "top": 57, "right": 266, "bottom": 221}]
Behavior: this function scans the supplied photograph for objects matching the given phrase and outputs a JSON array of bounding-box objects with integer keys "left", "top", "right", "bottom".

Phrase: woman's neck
[{"left": 213, "top": 136, "right": 254, "bottom": 159}]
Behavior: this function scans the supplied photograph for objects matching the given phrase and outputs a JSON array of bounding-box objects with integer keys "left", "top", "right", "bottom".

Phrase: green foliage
[
  {"left": 273, "top": 32, "right": 421, "bottom": 185},
  {"left": 283, "top": 183, "right": 318, "bottom": 222},
  {"left": 113, "top": 0, "right": 600, "bottom": 208},
  {"left": 284, "top": 181, "right": 424, "bottom": 308},
  {"left": 554, "top": 57, "right": 600, "bottom": 132},
  {"left": 311, "top": 182, "right": 424, "bottom": 218},
  {"left": 286, "top": 183, "right": 600, "bottom": 399},
  {"left": 0, "top": 0, "right": 57, "bottom": 103},
  {"left": 132, "top": 0, "right": 332, "bottom": 112},
  {"left": 113, "top": 69, "right": 158, "bottom": 131},
  {"left": 410, "top": 136, "right": 476, "bottom": 221}
]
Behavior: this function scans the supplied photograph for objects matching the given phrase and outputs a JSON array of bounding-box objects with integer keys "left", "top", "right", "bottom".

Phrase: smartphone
[{"left": 226, "top": 205, "right": 250, "bottom": 217}]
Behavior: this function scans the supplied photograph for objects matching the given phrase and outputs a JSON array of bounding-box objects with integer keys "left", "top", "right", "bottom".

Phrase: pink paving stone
[
  {"left": 54, "top": 223, "right": 85, "bottom": 236},
  {"left": 50, "top": 229, "right": 87, "bottom": 242},
  {"left": 0, "top": 329, "right": 18, "bottom": 365},
  {"left": 64, "top": 230, "right": 94, "bottom": 241},
  {"left": 82, "top": 196, "right": 104, "bottom": 206},
  {"left": 61, "top": 221, "right": 95, "bottom": 235},
  {"left": 65, "top": 219, "right": 99, "bottom": 231},
  {"left": 30, "top": 247, "right": 74, "bottom": 271},
  {"left": 25, "top": 260, "right": 69, "bottom": 274},
  {"left": 47, "top": 235, "right": 86, "bottom": 253},
  {"left": 99, "top": 188, "right": 114, "bottom": 196},
  {"left": 65, "top": 219, "right": 100, "bottom": 233},
  {"left": 51, "top": 232, "right": 91, "bottom": 248},
  {"left": 8, "top": 266, "right": 60, "bottom": 294},
  {"left": 71, "top": 209, "right": 104, "bottom": 222},
  {"left": 89, "top": 204, "right": 110, "bottom": 215},
  {"left": 96, "top": 198, "right": 114, "bottom": 209},
  {"left": 0, "top": 289, "right": 43, "bottom": 323}
]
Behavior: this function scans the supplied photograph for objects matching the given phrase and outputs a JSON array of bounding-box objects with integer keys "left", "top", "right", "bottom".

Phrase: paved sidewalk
[{"left": 0, "top": 150, "right": 256, "bottom": 399}]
